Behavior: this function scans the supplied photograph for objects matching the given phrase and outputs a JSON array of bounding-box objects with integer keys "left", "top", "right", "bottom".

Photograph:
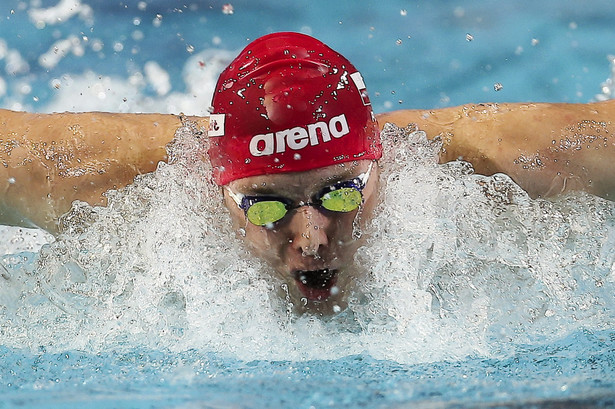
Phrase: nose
[{"left": 289, "top": 205, "right": 330, "bottom": 257}]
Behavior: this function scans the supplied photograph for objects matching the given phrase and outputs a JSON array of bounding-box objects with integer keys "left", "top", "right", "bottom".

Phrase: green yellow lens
[
  {"left": 321, "top": 188, "right": 362, "bottom": 212},
  {"left": 246, "top": 201, "right": 287, "bottom": 226}
]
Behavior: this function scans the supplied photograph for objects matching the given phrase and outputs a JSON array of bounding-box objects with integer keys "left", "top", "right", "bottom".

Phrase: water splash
[
  {"left": 595, "top": 55, "right": 615, "bottom": 101},
  {"left": 358, "top": 124, "right": 615, "bottom": 358},
  {"left": 1, "top": 123, "right": 614, "bottom": 365}
]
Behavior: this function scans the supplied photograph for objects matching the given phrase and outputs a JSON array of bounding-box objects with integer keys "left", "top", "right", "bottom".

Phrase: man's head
[{"left": 208, "top": 33, "right": 381, "bottom": 311}]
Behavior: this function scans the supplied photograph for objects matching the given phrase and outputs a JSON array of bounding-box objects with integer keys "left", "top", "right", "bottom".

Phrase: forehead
[{"left": 227, "top": 160, "right": 370, "bottom": 195}]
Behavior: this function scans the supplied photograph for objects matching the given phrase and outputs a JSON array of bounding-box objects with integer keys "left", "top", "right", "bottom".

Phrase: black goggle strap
[{"left": 224, "top": 187, "right": 290, "bottom": 213}]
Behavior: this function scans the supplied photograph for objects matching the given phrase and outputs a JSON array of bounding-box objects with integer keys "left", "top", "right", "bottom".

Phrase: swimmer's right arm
[
  {"left": 0, "top": 109, "right": 183, "bottom": 233},
  {"left": 378, "top": 100, "right": 615, "bottom": 201}
]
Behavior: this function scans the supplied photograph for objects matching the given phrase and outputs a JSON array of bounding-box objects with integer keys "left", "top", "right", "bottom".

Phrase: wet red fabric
[{"left": 208, "top": 32, "right": 382, "bottom": 185}]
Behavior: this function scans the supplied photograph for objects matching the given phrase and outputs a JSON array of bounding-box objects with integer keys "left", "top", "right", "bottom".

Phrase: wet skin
[{"left": 223, "top": 160, "right": 379, "bottom": 313}]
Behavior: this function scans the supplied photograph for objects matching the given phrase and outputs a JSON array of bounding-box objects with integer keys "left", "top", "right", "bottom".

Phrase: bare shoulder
[
  {"left": 376, "top": 100, "right": 615, "bottom": 200},
  {"left": 0, "top": 109, "right": 184, "bottom": 232}
]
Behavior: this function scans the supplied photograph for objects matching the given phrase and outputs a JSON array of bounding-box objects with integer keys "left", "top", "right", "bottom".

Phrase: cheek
[
  {"left": 327, "top": 212, "right": 359, "bottom": 246},
  {"left": 242, "top": 224, "right": 287, "bottom": 259}
]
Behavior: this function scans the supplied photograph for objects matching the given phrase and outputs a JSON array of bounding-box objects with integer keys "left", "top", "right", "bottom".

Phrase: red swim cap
[{"left": 208, "top": 32, "right": 382, "bottom": 185}]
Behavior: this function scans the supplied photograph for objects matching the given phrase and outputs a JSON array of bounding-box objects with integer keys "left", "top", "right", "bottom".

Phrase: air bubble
[
  {"left": 400, "top": 9, "right": 407, "bottom": 16},
  {"left": 466, "top": 33, "right": 474, "bottom": 42},
  {"left": 494, "top": 82, "right": 503, "bottom": 91},
  {"left": 293, "top": 153, "right": 301, "bottom": 160}
]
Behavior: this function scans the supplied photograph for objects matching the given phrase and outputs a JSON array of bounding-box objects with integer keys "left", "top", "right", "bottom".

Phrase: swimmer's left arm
[{"left": 378, "top": 100, "right": 615, "bottom": 200}]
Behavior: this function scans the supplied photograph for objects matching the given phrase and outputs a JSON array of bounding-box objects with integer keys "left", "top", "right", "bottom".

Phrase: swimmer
[{"left": 1, "top": 32, "right": 614, "bottom": 311}]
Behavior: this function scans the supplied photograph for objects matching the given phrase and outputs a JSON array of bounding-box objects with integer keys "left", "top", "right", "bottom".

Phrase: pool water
[{"left": 1, "top": 1, "right": 615, "bottom": 408}]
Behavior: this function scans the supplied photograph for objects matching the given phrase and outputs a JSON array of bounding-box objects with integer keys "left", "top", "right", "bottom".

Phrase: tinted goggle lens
[
  {"left": 245, "top": 200, "right": 288, "bottom": 226},
  {"left": 244, "top": 187, "right": 363, "bottom": 226},
  {"left": 320, "top": 187, "right": 363, "bottom": 212}
]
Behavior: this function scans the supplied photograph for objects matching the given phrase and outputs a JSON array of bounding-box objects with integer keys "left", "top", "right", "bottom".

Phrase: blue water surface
[
  {"left": 1, "top": 0, "right": 615, "bottom": 112},
  {"left": 2, "top": 329, "right": 614, "bottom": 409}
]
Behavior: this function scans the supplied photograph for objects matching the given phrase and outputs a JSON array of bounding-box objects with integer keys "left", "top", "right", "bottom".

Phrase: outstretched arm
[
  {"left": 377, "top": 100, "right": 615, "bottom": 200},
  {"left": 0, "top": 109, "right": 183, "bottom": 233}
]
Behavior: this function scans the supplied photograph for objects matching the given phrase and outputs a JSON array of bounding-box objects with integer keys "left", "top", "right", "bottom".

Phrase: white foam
[
  {"left": 4, "top": 49, "right": 29, "bottom": 76},
  {"left": 595, "top": 55, "right": 615, "bottom": 101},
  {"left": 38, "top": 35, "right": 84, "bottom": 69},
  {"left": 41, "top": 48, "right": 234, "bottom": 114},
  {"left": 28, "top": 0, "right": 93, "bottom": 27},
  {"left": 144, "top": 61, "right": 171, "bottom": 96},
  {"left": 0, "top": 226, "right": 53, "bottom": 254}
]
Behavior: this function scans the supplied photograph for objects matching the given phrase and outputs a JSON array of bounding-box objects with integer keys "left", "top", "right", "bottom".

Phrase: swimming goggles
[{"left": 225, "top": 162, "right": 374, "bottom": 227}]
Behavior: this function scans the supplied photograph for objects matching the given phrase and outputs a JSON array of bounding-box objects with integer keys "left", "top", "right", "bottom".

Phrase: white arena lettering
[{"left": 249, "top": 114, "right": 349, "bottom": 157}]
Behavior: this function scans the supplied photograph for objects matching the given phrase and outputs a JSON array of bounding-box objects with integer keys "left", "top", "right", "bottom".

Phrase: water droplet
[
  {"left": 222, "top": 3, "right": 234, "bottom": 15},
  {"left": 293, "top": 153, "right": 301, "bottom": 160},
  {"left": 237, "top": 228, "right": 246, "bottom": 237},
  {"left": 531, "top": 38, "right": 539, "bottom": 46},
  {"left": 466, "top": 33, "right": 474, "bottom": 42},
  {"left": 186, "top": 44, "right": 195, "bottom": 54},
  {"left": 493, "top": 82, "right": 503, "bottom": 92},
  {"left": 8, "top": 177, "right": 16, "bottom": 184},
  {"left": 395, "top": 39, "right": 402, "bottom": 45},
  {"left": 400, "top": 9, "right": 407, "bottom": 16},
  {"left": 0, "top": 262, "right": 10, "bottom": 280},
  {"left": 244, "top": 158, "right": 251, "bottom": 164},
  {"left": 454, "top": 7, "right": 465, "bottom": 18}
]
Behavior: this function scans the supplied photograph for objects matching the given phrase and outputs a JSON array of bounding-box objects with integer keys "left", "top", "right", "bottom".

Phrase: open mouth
[{"left": 293, "top": 269, "right": 338, "bottom": 301}]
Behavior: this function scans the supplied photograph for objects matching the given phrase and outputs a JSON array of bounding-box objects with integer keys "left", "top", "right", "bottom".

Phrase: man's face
[{"left": 222, "top": 160, "right": 379, "bottom": 312}]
